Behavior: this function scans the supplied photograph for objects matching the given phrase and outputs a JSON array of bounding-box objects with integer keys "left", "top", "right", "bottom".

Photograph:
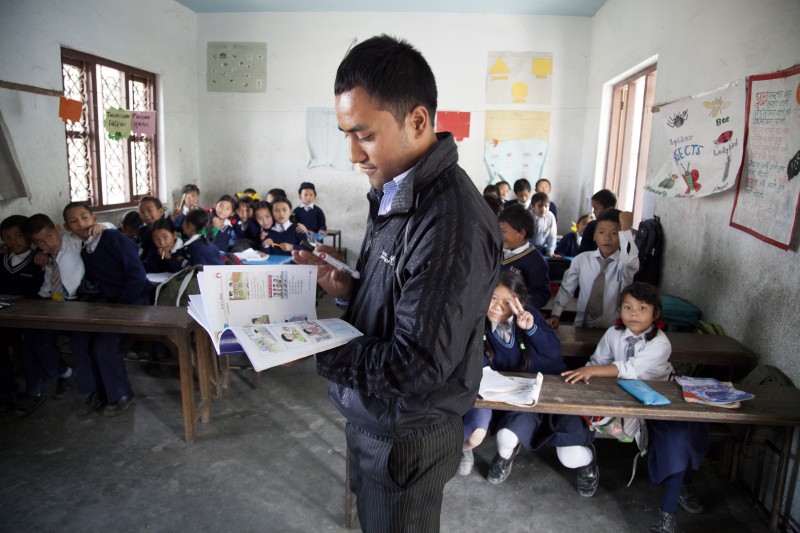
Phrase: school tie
[
  {"left": 50, "top": 257, "right": 65, "bottom": 301},
  {"left": 273, "top": 223, "right": 284, "bottom": 233},
  {"left": 584, "top": 256, "right": 613, "bottom": 324},
  {"left": 304, "top": 205, "right": 312, "bottom": 212},
  {"left": 625, "top": 335, "right": 640, "bottom": 360},
  {"left": 495, "top": 321, "right": 513, "bottom": 343}
]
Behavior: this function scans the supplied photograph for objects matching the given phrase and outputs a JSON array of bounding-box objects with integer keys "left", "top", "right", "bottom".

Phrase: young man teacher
[{"left": 294, "top": 35, "right": 501, "bottom": 531}]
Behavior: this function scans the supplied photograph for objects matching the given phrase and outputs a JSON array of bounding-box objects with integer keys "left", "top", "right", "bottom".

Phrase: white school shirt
[
  {"left": 39, "top": 230, "right": 84, "bottom": 299},
  {"left": 587, "top": 326, "right": 674, "bottom": 381},
  {"left": 531, "top": 210, "right": 557, "bottom": 253},
  {"left": 552, "top": 230, "right": 639, "bottom": 328}
]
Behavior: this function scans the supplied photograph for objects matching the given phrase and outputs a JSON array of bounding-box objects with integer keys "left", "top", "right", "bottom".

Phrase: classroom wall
[
  {"left": 584, "top": 0, "right": 800, "bottom": 524},
  {"left": 195, "top": 12, "right": 592, "bottom": 256},
  {"left": 0, "top": 0, "right": 199, "bottom": 222}
]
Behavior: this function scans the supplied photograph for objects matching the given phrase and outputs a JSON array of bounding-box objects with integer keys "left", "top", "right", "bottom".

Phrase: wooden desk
[
  {"left": 476, "top": 375, "right": 800, "bottom": 531},
  {"left": 555, "top": 325, "right": 756, "bottom": 373},
  {"left": 0, "top": 299, "right": 211, "bottom": 443}
]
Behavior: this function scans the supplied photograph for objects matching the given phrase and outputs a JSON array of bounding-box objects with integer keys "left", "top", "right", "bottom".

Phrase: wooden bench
[{"left": 0, "top": 299, "right": 212, "bottom": 443}]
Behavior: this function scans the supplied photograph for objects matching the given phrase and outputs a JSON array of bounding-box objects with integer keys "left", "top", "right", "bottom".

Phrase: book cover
[{"left": 675, "top": 376, "right": 754, "bottom": 405}]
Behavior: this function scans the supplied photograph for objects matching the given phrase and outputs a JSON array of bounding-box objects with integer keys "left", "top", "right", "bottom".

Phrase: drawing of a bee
[{"left": 703, "top": 97, "right": 732, "bottom": 118}]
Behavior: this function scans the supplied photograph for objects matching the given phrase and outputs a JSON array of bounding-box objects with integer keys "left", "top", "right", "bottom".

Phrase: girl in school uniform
[
  {"left": 563, "top": 282, "right": 708, "bottom": 533},
  {"left": 177, "top": 209, "right": 224, "bottom": 267},
  {"left": 265, "top": 197, "right": 306, "bottom": 256},
  {"left": 143, "top": 217, "right": 185, "bottom": 273},
  {"left": 210, "top": 194, "right": 236, "bottom": 252},
  {"left": 252, "top": 200, "right": 275, "bottom": 255},
  {"left": 460, "top": 271, "right": 596, "bottom": 493}
]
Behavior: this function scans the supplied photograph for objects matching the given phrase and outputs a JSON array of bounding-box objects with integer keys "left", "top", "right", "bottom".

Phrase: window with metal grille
[{"left": 61, "top": 48, "right": 158, "bottom": 210}]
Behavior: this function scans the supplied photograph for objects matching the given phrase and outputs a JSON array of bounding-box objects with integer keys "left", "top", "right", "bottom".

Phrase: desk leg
[
  {"left": 193, "top": 329, "right": 212, "bottom": 424},
  {"left": 769, "top": 427, "right": 794, "bottom": 532},
  {"left": 175, "top": 332, "right": 197, "bottom": 443}
]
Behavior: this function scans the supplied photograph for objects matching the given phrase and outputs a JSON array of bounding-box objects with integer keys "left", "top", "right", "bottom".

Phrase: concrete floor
[{"left": 0, "top": 297, "right": 769, "bottom": 532}]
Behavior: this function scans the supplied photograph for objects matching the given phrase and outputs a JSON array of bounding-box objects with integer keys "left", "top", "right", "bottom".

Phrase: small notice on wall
[
  {"left": 730, "top": 65, "right": 800, "bottom": 250},
  {"left": 207, "top": 42, "right": 267, "bottom": 93}
]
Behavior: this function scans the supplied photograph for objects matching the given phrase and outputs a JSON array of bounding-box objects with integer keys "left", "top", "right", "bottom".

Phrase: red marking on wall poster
[{"left": 436, "top": 111, "right": 471, "bottom": 141}]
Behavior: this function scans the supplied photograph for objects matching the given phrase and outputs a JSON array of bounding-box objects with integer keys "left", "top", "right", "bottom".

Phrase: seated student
[
  {"left": 251, "top": 201, "right": 275, "bottom": 254},
  {"left": 496, "top": 180, "right": 511, "bottom": 202},
  {"left": 483, "top": 184, "right": 500, "bottom": 197},
  {"left": 177, "top": 209, "right": 224, "bottom": 267},
  {"left": 231, "top": 196, "right": 259, "bottom": 251},
  {"left": 210, "top": 194, "right": 236, "bottom": 251},
  {"left": 483, "top": 194, "right": 504, "bottom": 217},
  {"left": 535, "top": 178, "right": 558, "bottom": 221},
  {"left": 292, "top": 182, "right": 328, "bottom": 238},
  {"left": 563, "top": 282, "right": 708, "bottom": 531},
  {"left": 138, "top": 196, "right": 166, "bottom": 262},
  {"left": 143, "top": 217, "right": 185, "bottom": 273},
  {"left": 504, "top": 178, "right": 533, "bottom": 210},
  {"left": 0, "top": 216, "right": 46, "bottom": 413},
  {"left": 264, "top": 188, "right": 287, "bottom": 204},
  {"left": 235, "top": 188, "right": 260, "bottom": 202},
  {"left": 555, "top": 213, "right": 592, "bottom": 258},
  {"left": 530, "top": 192, "right": 558, "bottom": 257},
  {"left": 460, "top": 271, "right": 596, "bottom": 494},
  {"left": 577, "top": 189, "right": 617, "bottom": 254},
  {"left": 120, "top": 211, "right": 142, "bottom": 247},
  {"left": 498, "top": 205, "right": 551, "bottom": 309},
  {"left": 548, "top": 209, "right": 639, "bottom": 329},
  {"left": 265, "top": 197, "right": 306, "bottom": 256},
  {"left": 171, "top": 183, "right": 200, "bottom": 231},
  {"left": 62, "top": 202, "right": 149, "bottom": 416}
]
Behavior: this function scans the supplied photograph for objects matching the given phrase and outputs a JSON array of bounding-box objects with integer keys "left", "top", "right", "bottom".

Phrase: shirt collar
[
  {"left": 503, "top": 242, "right": 531, "bottom": 259},
  {"left": 84, "top": 232, "right": 103, "bottom": 253},
  {"left": 183, "top": 234, "right": 202, "bottom": 246},
  {"left": 8, "top": 249, "right": 32, "bottom": 268}
]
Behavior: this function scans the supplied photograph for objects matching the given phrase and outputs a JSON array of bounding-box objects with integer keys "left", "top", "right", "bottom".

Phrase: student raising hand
[{"left": 508, "top": 296, "right": 533, "bottom": 330}]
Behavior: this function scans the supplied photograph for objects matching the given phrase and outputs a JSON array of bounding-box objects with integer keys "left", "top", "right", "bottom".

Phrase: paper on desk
[
  {"left": 233, "top": 248, "right": 267, "bottom": 261},
  {"left": 479, "top": 367, "right": 543, "bottom": 406}
]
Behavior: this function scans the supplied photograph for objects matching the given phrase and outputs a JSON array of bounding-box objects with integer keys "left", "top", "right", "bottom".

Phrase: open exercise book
[
  {"left": 675, "top": 376, "right": 754, "bottom": 409},
  {"left": 187, "top": 265, "right": 362, "bottom": 371},
  {"left": 479, "top": 368, "right": 543, "bottom": 406}
]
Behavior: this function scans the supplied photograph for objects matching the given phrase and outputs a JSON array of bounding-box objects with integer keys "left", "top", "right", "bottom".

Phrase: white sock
[
  {"left": 60, "top": 367, "right": 73, "bottom": 379},
  {"left": 556, "top": 445, "right": 592, "bottom": 469},
  {"left": 496, "top": 428, "right": 520, "bottom": 459}
]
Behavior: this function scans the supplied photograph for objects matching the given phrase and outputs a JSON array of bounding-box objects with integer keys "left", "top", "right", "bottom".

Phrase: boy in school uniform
[
  {"left": 577, "top": 189, "right": 617, "bottom": 254},
  {"left": 0, "top": 216, "right": 46, "bottom": 413},
  {"left": 63, "top": 202, "right": 150, "bottom": 417},
  {"left": 504, "top": 178, "right": 533, "bottom": 210},
  {"left": 498, "top": 204, "right": 551, "bottom": 309},
  {"left": 548, "top": 209, "right": 639, "bottom": 329},
  {"left": 530, "top": 192, "right": 558, "bottom": 257},
  {"left": 535, "top": 178, "right": 558, "bottom": 221},
  {"left": 292, "top": 182, "right": 328, "bottom": 238},
  {"left": 171, "top": 183, "right": 200, "bottom": 231}
]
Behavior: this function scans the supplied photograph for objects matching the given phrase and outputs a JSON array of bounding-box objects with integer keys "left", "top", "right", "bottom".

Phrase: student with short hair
[
  {"left": 555, "top": 213, "right": 592, "bottom": 258},
  {"left": 496, "top": 180, "right": 511, "bottom": 201},
  {"left": 144, "top": 217, "right": 185, "bottom": 273},
  {"left": 292, "top": 182, "right": 327, "bottom": 237},
  {"left": 264, "top": 188, "right": 287, "bottom": 204},
  {"left": 138, "top": 196, "right": 165, "bottom": 262},
  {"left": 210, "top": 194, "right": 236, "bottom": 251},
  {"left": 498, "top": 204, "right": 551, "bottom": 309},
  {"left": 231, "top": 196, "right": 259, "bottom": 251},
  {"left": 577, "top": 189, "right": 617, "bottom": 254},
  {"left": 251, "top": 201, "right": 275, "bottom": 254},
  {"left": 530, "top": 191, "right": 557, "bottom": 257},
  {"left": 535, "top": 178, "right": 558, "bottom": 221},
  {"left": 504, "top": 178, "right": 533, "bottom": 210},
  {"left": 171, "top": 184, "right": 200, "bottom": 231},
  {"left": 266, "top": 197, "right": 306, "bottom": 255},
  {"left": 548, "top": 209, "right": 639, "bottom": 329},
  {"left": 177, "top": 209, "right": 224, "bottom": 267}
]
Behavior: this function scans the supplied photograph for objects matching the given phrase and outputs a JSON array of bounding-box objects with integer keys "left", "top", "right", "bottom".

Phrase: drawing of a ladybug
[
  {"left": 714, "top": 131, "right": 733, "bottom": 146},
  {"left": 680, "top": 163, "right": 701, "bottom": 194}
]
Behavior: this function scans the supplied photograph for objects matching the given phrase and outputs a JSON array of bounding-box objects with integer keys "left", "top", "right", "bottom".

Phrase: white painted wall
[
  {"left": 195, "top": 12, "right": 592, "bottom": 256},
  {"left": 0, "top": 0, "right": 199, "bottom": 222},
  {"left": 584, "top": 0, "right": 800, "bottom": 524}
]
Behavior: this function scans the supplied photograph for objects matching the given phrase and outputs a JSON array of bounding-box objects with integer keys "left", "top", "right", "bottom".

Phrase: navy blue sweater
[
  {"left": 292, "top": 205, "right": 327, "bottom": 233},
  {"left": 266, "top": 226, "right": 306, "bottom": 256},
  {"left": 500, "top": 246, "right": 551, "bottom": 309},
  {"left": 577, "top": 220, "right": 598, "bottom": 254},
  {"left": 176, "top": 237, "right": 224, "bottom": 267},
  {"left": 485, "top": 307, "right": 564, "bottom": 375},
  {"left": 81, "top": 229, "right": 149, "bottom": 305},
  {"left": 1, "top": 250, "right": 44, "bottom": 299},
  {"left": 554, "top": 231, "right": 579, "bottom": 257},
  {"left": 212, "top": 223, "right": 234, "bottom": 252},
  {"left": 233, "top": 218, "right": 259, "bottom": 242}
]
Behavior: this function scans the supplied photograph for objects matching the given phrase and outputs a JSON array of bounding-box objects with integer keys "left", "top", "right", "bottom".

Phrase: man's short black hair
[
  {"left": 498, "top": 204, "right": 535, "bottom": 239},
  {"left": 596, "top": 208, "right": 622, "bottom": 225},
  {"left": 513, "top": 178, "right": 531, "bottom": 193},
  {"left": 334, "top": 35, "right": 437, "bottom": 127},
  {"left": 592, "top": 189, "right": 617, "bottom": 209}
]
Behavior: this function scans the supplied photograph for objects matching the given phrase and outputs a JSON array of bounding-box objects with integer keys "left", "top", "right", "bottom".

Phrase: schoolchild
[
  {"left": 171, "top": 183, "right": 200, "bottom": 231},
  {"left": 483, "top": 194, "right": 504, "bottom": 217},
  {"left": 120, "top": 210, "right": 142, "bottom": 246},
  {"left": 0, "top": 216, "right": 45, "bottom": 412},
  {"left": 266, "top": 197, "right": 306, "bottom": 256},
  {"left": 292, "top": 182, "right": 328, "bottom": 237},
  {"left": 555, "top": 213, "right": 591, "bottom": 258},
  {"left": 535, "top": 178, "right": 558, "bottom": 221},
  {"left": 236, "top": 188, "right": 260, "bottom": 202},
  {"left": 577, "top": 189, "right": 617, "bottom": 254},
  {"left": 138, "top": 196, "right": 166, "bottom": 262},
  {"left": 64, "top": 202, "right": 150, "bottom": 416},
  {"left": 143, "top": 217, "right": 185, "bottom": 273},
  {"left": 252, "top": 201, "right": 275, "bottom": 254},
  {"left": 232, "top": 196, "right": 259, "bottom": 249},
  {"left": 460, "top": 271, "right": 597, "bottom": 494},
  {"left": 563, "top": 282, "right": 708, "bottom": 532},
  {"left": 496, "top": 180, "right": 511, "bottom": 201},
  {"left": 548, "top": 209, "right": 639, "bottom": 329},
  {"left": 483, "top": 184, "right": 499, "bottom": 197},
  {"left": 504, "top": 178, "right": 533, "bottom": 210},
  {"left": 497, "top": 204, "right": 551, "bottom": 309},
  {"left": 264, "top": 188, "right": 287, "bottom": 204},
  {"left": 530, "top": 192, "right": 557, "bottom": 257},
  {"left": 177, "top": 209, "right": 224, "bottom": 267},
  {"left": 210, "top": 194, "right": 236, "bottom": 251}
]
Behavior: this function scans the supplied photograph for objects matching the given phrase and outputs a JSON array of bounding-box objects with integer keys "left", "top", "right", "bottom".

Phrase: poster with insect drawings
[
  {"left": 207, "top": 42, "right": 267, "bottom": 93},
  {"left": 646, "top": 81, "right": 745, "bottom": 199},
  {"left": 730, "top": 65, "right": 800, "bottom": 250}
]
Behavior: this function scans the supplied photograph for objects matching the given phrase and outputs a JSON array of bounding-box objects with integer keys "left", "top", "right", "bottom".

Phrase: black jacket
[{"left": 316, "top": 133, "right": 502, "bottom": 438}]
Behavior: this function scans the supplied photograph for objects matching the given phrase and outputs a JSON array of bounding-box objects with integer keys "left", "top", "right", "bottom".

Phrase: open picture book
[{"left": 188, "top": 264, "right": 363, "bottom": 371}]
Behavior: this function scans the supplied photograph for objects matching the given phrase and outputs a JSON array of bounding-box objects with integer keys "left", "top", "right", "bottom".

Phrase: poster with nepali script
[
  {"left": 730, "top": 65, "right": 800, "bottom": 250},
  {"left": 646, "top": 81, "right": 745, "bottom": 199}
]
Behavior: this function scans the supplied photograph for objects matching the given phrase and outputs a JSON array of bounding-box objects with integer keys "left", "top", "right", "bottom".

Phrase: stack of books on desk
[
  {"left": 479, "top": 368, "right": 543, "bottom": 406},
  {"left": 675, "top": 376, "right": 754, "bottom": 409}
]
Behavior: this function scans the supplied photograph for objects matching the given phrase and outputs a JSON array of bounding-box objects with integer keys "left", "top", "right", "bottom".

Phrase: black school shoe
[
  {"left": 678, "top": 484, "right": 704, "bottom": 514},
  {"left": 13, "top": 394, "right": 45, "bottom": 417},
  {"left": 648, "top": 509, "right": 678, "bottom": 533},
  {"left": 76, "top": 391, "right": 106, "bottom": 418},
  {"left": 576, "top": 444, "right": 599, "bottom": 497},
  {"left": 102, "top": 393, "right": 135, "bottom": 417},
  {"left": 487, "top": 444, "right": 521, "bottom": 484}
]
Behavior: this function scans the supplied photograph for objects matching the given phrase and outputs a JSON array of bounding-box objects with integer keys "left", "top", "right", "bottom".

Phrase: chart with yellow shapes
[{"left": 487, "top": 52, "right": 553, "bottom": 105}]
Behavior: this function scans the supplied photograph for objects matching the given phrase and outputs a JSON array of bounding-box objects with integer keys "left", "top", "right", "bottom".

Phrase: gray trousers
[{"left": 346, "top": 417, "right": 462, "bottom": 533}]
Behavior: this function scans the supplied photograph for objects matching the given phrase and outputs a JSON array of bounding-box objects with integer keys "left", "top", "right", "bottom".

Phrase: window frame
[{"left": 61, "top": 48, "right": 158, "bottom": 211}]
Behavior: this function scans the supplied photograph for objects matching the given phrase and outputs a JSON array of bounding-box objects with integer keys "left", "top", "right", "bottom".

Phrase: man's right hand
[{"left": 292, "top": 245, "right": 354, "bottom": 299}]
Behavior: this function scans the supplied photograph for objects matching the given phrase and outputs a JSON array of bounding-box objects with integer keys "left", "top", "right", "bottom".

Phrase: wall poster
[
  {"left": 207, "top": 42, "right": 267, "bottom": 93},
  {"left": 486, "top": 52, "right": 553, "bottom": 105},
  {"left": 484, "top": 110, "right": 550, "bottom": 186}
]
